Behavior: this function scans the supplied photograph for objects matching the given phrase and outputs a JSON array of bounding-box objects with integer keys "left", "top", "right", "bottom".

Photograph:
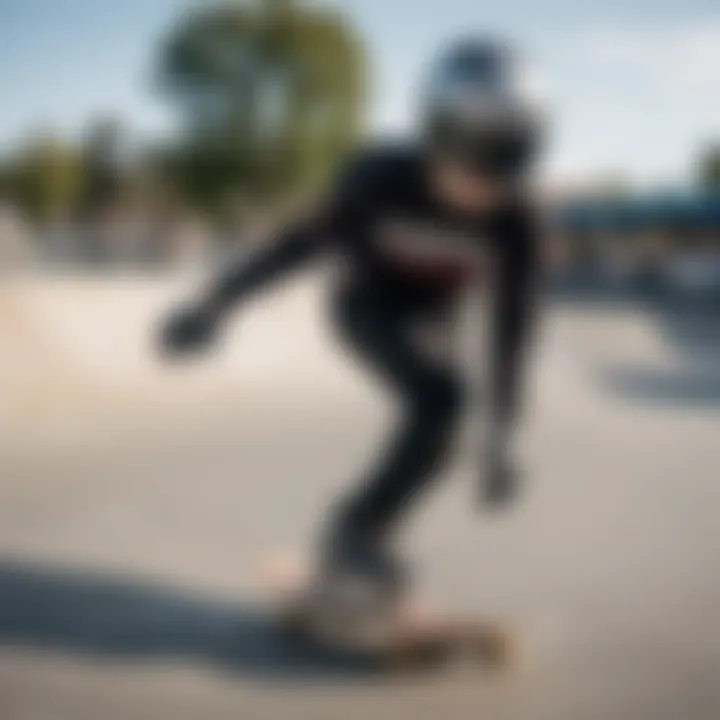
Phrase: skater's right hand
[
  {"left": 481, "top": 426, "right": 521, "bottom": 510},
  {"left": 158, "top": 302, "right": 220, "bottom": 358},
  {"left": 483, "top": 449, "right": 520, "bottom": 509}
]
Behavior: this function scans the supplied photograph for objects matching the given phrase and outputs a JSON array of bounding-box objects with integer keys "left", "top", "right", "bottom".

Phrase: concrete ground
[{"left": 1, "top": 273, "right": 719, "bottom": 720}]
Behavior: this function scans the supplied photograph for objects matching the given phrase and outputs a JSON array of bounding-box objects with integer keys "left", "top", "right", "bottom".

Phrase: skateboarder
[{"left": 161, "top": 37, "right": 545, "bottom": 609}]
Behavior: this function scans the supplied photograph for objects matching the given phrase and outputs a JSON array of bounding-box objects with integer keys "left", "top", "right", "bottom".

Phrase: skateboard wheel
[
  {"left": 278, "top": 606, "right": 313, "bottom": 643},
  {"left": 480, "top": 628, "right": 517, "bottom": 669},
  {"left": 384, "top": 643, "right": 446, "bottom": 673}
]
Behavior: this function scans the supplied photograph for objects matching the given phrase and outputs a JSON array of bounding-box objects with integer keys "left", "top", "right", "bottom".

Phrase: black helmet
[{"left": 421, "top": 37, "right": 546, "bottom": 177}]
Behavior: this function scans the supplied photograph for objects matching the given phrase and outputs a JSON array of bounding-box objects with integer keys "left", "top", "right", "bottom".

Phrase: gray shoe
[{"left": 320, "top": 521, "right": 409, "bottom": 603}]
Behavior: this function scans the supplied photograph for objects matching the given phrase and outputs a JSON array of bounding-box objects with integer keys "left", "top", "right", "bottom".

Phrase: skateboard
[{"left": 257, "top": 553, "right": 517, "bottom": 673}]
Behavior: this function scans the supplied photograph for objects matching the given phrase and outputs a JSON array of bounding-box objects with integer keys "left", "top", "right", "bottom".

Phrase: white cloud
[
  {"left": 546, "top": 19, "right": 720, "bottom": 186},
  {"left": 584, "top": 22, "right": 720, "bottom": 127}
]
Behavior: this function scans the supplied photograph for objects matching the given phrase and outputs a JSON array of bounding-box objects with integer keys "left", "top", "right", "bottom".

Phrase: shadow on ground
[
  {"left": 599, "top": 366, "right": 720, "bottom": 408},
  {"left": 591, "top": 301, "right": 720, "bottom": 409},
  {"left": 0, "top": 559, "right": 385, "bottom": 682}
]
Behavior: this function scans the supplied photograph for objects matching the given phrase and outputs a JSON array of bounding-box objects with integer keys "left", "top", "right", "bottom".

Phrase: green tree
[
  {"left": 697, "top": 143, "right": 720, "bottom": 193},
  {"left": 78, "top": 115, "right": 126, "bottom": 218},
  {"left": 155, "top": 0, "right": 367, "bottom": 214},
  {"left": 591, "top": 173, "right": 633, "bottom": 200},
  {"left": 8, "top": 132, "right": 84, "bottom": 221},
  {"left": 0, "top": 159, "right": 10, "bottom": 199}
]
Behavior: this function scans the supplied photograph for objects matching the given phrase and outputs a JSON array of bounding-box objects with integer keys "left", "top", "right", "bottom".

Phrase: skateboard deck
[{"left": 256, "top": 552, "right": 517, "bottom": 673}]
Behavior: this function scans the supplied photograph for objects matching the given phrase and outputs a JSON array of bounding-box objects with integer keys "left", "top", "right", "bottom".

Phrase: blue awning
[{"left": 559, "top": 192, "right": 720, "bottom": 232}]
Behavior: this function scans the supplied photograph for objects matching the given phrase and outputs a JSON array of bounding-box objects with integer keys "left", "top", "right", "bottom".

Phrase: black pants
[{"left": 331, "top": 284, "right": 465, "bottom": 537}]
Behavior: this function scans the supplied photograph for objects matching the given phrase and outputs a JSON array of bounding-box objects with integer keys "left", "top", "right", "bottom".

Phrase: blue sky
[{"left": 2, "top": 0, "right": 720, "bottom": 185}]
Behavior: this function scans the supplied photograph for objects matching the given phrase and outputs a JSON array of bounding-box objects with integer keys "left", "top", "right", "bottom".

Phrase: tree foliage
[
  {"left": 3, "top": 132, "right": 84, "bottom": 221},
  {"left": 77, "top": 115, "right": 127, "bottom": 218},
  {"left": 697, "top": 143, "right": 720, "bottom": 193},
  {"left": 155, "top": 0, "right": 367, "bottom": 214}
]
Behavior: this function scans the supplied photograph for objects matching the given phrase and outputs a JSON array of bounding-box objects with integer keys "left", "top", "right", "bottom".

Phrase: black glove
[
  {"left": 158, "top": 302, "right": 220, "bottom": 358},
  {"left": 482, "top": 430, "right": 521, "bottom": 509}
]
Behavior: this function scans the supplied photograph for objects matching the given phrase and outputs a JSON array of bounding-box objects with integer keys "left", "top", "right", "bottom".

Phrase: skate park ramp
[{"left": 1, "top": 271, "right": 719, "bottom": 720}]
